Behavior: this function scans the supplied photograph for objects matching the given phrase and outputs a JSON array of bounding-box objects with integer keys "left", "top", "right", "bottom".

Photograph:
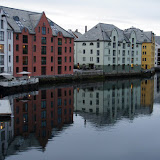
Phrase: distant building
[
  {"left": 75, "top": 23, "right": 142, "bottom": 73},
  {"left": 125, "top": 28, "right": 155, "bottom": 70},
  {"left": 0, "top": 6, "right": 74, "bottom": 77},
  {"left": 68, "top": 29, "right": 82, "bottom": 40},
  {"left": 155, "top": 36, "right": 160, "bottom": 67},
  {"left": 0, "top": 8, "right": 13, "bottom": 74}
]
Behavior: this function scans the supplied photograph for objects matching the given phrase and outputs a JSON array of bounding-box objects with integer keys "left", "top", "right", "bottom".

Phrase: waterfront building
[
  {"left": 124, "top": 28, "right": 155, "bottom": 70},
  {"left": 74, "top": 23, "right": 142, "bottom": 73},
  {"left": 155, "top": 36, "right": 160, "bottom": 68},
  {"left": 0, "top": 6, "right": 74, "bottom": 77},
  {"left": 0, "top": 8, "right": 13, "bottom": 74}
]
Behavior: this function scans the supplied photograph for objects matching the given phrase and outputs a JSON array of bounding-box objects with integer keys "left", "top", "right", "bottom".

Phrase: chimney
[
  {"left": 85, "top": 26, "right": 87, "bottom": 33},
  {"left": 75, "top": 29, "right": 78, "bottom": 32}
]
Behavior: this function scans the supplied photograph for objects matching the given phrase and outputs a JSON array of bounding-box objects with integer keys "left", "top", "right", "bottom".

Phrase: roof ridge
[{"left": 0, "top": 6, "right": 41, "bottom": 14}]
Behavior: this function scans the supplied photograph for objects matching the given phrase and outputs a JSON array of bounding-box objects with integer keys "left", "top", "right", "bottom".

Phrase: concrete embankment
[{"left": 39, "top": 69, "right": 155, "bottom": 85}]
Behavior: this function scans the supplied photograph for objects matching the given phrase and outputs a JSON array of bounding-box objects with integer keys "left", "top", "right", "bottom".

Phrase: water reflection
[
  {"left": 74, "top": 79, "right": 154, "bottom": 126},
  {"left": 0, "top": 77, "right": 156, "bottom": 159}
]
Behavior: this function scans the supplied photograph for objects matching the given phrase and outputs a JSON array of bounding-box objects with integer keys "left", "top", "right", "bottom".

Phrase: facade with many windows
[
  {"left": 155, "top": 36, "right": 160, "bottom": 68},
  {"left": 0, "top": 8, "right": 13, "bottom": 74},
  {"left": 75, "top": 23, "right": 142, "bottom": 73},
  {"left": 1, "top": 7, "right": 74, "bottom": 77}
]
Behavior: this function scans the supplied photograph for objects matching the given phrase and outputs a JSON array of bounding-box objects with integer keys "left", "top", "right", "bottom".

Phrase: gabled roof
[
  {"left": 155, "top": 36, "right": 160, "bottom": 45},
  {"left": 124, "top": 27, "right": 153, "bottom": 43},
  {"left": 0, "top": 6, "right": 73, "bottom": 38},
  {"left": 75, "top": 23, "right": 129, "bottom": 42}
]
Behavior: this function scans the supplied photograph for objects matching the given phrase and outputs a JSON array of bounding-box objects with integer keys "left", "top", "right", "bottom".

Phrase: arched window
[
  {"left": 90, "top": 42, "right": 94, "bottom": 45},
  {"left": 113, "top": 36, "right": 116, "bottom": 41},
  {"left": 82, "top": 43, "right": 86, "bottom": 46}
]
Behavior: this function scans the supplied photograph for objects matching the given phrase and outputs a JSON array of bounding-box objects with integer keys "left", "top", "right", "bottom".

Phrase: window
[
  {"left": 97, "top": 42, "right": 100, "bottom": 48},
  {"left": 41, "top": 57, "right": 46, "bottom": 65},
  {"left": 16, "top": 44, "right": 19, "bottom": 51},
  {"left": 34, "top": 36, "right": 36, "bottom": 41},
  {"left": 1, "top": 20, "right": 4, "bottom": 29},
  {"left": 69, "top": 56, "right": 71, "bottom": 62},
  {"left": 58, "top": 47, "right": 62, "bottom": 55},
  {"left": 65, "top": 66, "right": 67, "bottom": 71},
  {"left": 90, "top": 57, "right": 93, "bottom": 61},
  {"left": 90, "top": 42, "right": 94, "bottom": 45},
  {"left": 58, "top": 38, "right": 62, "bottom": 45},
  {"left": 23, "top": 35, "right": 28, "bottom": 43},
  {"left": 51, "top": 46, "right": 53, "bottom": 52},
  {"left": 83, "top": 50, "right": 85, "bottom": 54},
  {"left": 97, "top": 50, "right": 100, "bottom": 56},
  {"left": 69, "top": 66, "right": 71, "bottom": 71},
  {"left": 39, "top": 27, "right": 40, "bottom": 33},
  {"left": 51, "top": 66, "right": 53, "bottom": 71},
  {"left": 113, "top": 50, "right": 116, "bottom": 56},
  {"left": 65, "top": 56, "right": 67, "bottom": 62},
  {"left": 65, "top": 47, "right": 67, "bottom": 53},
  {"left": 132, "top": 38, "right": 134, "bottom": 43},
  {"left": 0, "top": 44, "right": 4, "bottom": 53},
  {"left": 122, "top": 50, "right": 125, "bottom": 56},
  {"left": 97, "top": 57, "right": 99, "bottom": 63},
  {"left": 34, "top": 67, "right": 36, "bottom": 72},
  {"left": 34, "top": 45, "right": 36, "bottom": 52},
  {"left": 23, "top": 45, "right": 28, "bottom": 54},
  {"left": 34, "top": 56, "right": 36, "bottom": 62},
  {"left": 58, "top": 57, "right": 62, "bottom": 64},
  {"left": 42, "top": 27, "right": 46, "bottom": 35},
  {"left": 132, "top": 44, "right": 134, "bottom": 49},
  {"left": 48, "top": 28, "right": 49, "bottom": 34},
  {"left": 113, "top": 57, "right": 116, "bottom": 63},
  {"left": 51, "top": 56, "right": 53, "bottom": 62},
  {"left": 70, "top": 38, "right": 72, "bottom": 44},
  {"left": 83, "top": 57, "right": 86, "bottom": 61},
  {"left": 16, "top": 56, "right": 19, "bottom": 63},
  {"left": 82, "top": 43, "right": 86, "bottom": 46},
  {"left": 113, "top": 42, "right": 116, "bottom": 48},
  {"left": 70, "top": 47, "right": 71, "bottom": 53},
  {"left": 41, "top": 37, "right": 46, "bottom": 44},
  {"left": 16, "top": 34, "right": 19, "bottom": 40},
  {"left": 9, "top": 44, "right": 11, "bottom": 51},
  {"left": 0, "top": 31, "right": 4, "bottom": 41},
  {"left": 122, "top": 58, "right": 125, "bottom": 63},
  {"left": 23, "top": 56, "right": 28, "bottom": 65},
  {"left": 123, "top": 43, "right": 125, "bottom": 49},
  {"left": 16, "top": 67, "right": 19, "bottom": 73},
  {"left": 113, "top": 36, "right": 116, "bottom": 41},
  {"left": 41, "top": 46, "right": 46, "bottom": 55},
  {"left": 65, "top": 38, "right": 67, "bottom": 44},
  {"left": 51, "top": 37, "right": 53, "bottom": 43},
  {"left": 90, "top": 49, "right": 93, "bottom": 54},
  {"left": 0, "top": 55, "right": 4, "bottom": 65}
]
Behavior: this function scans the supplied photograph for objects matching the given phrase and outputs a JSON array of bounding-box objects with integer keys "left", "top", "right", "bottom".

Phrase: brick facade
[{"left": 13, "top": 12, "right": 74, "bottom": 77}]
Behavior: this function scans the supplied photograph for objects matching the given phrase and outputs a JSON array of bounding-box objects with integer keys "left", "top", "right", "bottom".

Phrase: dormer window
[{"left": 82, "top": 43, "right": 86, "bottom": 46}]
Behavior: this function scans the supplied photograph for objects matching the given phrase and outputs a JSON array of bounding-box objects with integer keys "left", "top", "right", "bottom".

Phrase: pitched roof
[
  {"left": 0, "top": 6, "right": 73, "bottom": 38},
  {"left": 75, "top": 23, "right": 154, "bottom": 44},
  {"left": 155, "top": 36, "right": 160, "bottom": 45}
]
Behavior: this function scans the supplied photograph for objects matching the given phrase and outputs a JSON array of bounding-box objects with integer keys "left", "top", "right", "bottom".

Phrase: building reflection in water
[
  {"left": 13, "top": 87, "right": 74, "bottom": 148},
  {"left": 74, "top": 79, "right": 154, "bottom": 126}
]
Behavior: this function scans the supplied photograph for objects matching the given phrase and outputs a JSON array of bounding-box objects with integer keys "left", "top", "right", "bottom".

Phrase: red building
[
  {"left": 2, "top": 7, "right": 74, "bottom": 77},
  {"left": 13, "top": 86, "right": 74, "bottom": 148}
]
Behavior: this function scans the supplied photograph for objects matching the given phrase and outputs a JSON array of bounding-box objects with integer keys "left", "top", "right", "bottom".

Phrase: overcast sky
[{"left": 1, "top": 0, "right": 160, "bottom": 35}]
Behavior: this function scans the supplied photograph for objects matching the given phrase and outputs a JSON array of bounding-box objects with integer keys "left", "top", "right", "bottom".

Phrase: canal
[{"left": 1, "top": 74, "right": 160, "bottom": 160}]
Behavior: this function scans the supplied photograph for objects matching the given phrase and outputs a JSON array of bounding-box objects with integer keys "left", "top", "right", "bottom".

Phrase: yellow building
[{"left": 141, "top": 32, "right": 155, "bottom": 70}]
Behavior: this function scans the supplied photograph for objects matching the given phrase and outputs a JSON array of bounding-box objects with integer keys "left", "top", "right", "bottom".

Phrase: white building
[
  {"left": 75, "top": 23, "right": 143, "bottom": 73},
  {"left": 155, "top": 36, "right": 160, "bottom": 68},
  {"left": 0, "top": 8, "right": 13, "bottom": 74}
]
